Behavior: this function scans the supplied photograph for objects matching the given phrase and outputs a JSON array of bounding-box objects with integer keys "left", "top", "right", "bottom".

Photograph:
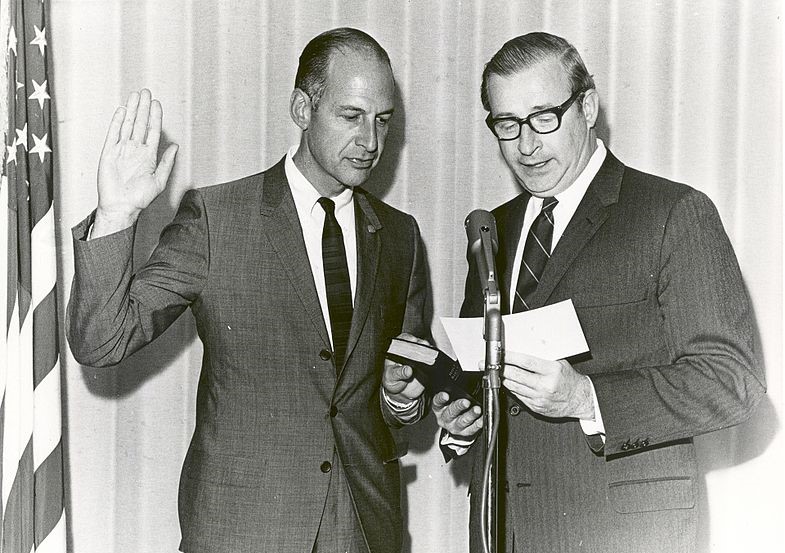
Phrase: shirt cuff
[
  {"left": 579, "top": 376, "right": 606, "bottom": 442},
  {"left": 381, "top": 387, "right": 421, "bottom": 423},
  {"left": 439, "top": 431, "right": 475, "bottom": 457}
]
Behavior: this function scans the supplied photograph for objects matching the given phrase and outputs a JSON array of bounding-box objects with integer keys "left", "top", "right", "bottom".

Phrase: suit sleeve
[
  {"left": 401, "top": 215, "right": 428, "bottom": 338},
  {"left": 66, "top": 189, "right": 209, "bottom": 367},
  {"left": 381, "top": 214, "right": 428, "bottom": 427},
  {"left": 590, "top": 189, "right": 765, "bottom": 456}
]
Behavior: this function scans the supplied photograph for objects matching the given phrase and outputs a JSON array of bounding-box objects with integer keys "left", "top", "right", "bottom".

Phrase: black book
[{"left": 386, "top": 337, "right": 482, "bottom": 406}]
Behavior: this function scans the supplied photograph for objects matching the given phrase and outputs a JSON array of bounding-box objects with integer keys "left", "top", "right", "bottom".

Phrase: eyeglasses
[{"left": 485, "top": 88, "right": 587, "bottom": 140}]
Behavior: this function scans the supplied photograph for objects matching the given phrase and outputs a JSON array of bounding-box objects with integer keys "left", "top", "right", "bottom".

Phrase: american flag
[{"left": 1, "top": 0, "right": 67, "bottom": 551}]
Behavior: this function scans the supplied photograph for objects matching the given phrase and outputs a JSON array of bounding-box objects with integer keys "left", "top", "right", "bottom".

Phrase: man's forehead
[
  {"left": 323, "top": 57, "right": 395, "bottom": 110},
  {"left": 488, "top": 59, "right": 571, "bottom": 112}
]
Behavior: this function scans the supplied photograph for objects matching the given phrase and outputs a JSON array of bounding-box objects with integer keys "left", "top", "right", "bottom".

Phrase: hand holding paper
[
  {"left": 440, "top": 299, "right": 594, "bottom": 420},
  {"left": 502, "top": 351, "right": 595, "bottom": 420},
  {"left": 440, "top": 299, "right": 589, "bottom": 371}
]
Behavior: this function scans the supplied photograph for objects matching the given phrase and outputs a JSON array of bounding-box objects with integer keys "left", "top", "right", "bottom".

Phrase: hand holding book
[{"left": 386, "top": 337, "right": 482, "bottom": 406}]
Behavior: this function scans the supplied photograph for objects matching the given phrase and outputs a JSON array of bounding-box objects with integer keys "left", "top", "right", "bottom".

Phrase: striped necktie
[
  {"left": 513, "top": 197, "right": 558, "bottom": 312},
  {"left": 318, "top": 197, "right": 353, "bottom": 368}
]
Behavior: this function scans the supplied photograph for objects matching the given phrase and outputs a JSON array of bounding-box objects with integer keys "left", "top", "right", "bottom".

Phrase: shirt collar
[
  {"left": 551, "top": 138, "right": 607, "bottom": 207},
  {"left": 285, "top": 145, "right": 354, "bottom": 218}
]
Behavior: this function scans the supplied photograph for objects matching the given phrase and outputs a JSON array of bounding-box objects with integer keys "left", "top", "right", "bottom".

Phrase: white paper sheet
[{"left": 440, "top": 299, "right": 589, "bottom": 371}]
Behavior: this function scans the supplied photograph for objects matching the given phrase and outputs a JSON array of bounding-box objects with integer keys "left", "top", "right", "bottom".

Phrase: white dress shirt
[{"left": 285, "top": 145, "right": 357, "bottom": 347}]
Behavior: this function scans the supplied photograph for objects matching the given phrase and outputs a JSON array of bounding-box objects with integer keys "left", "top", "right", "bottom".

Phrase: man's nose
[
  {"left": 517, "top": 123, "right": 540, "bottom": 156},
  {"left": 356, "top": 119, "right": 379, "bottom": 152}
]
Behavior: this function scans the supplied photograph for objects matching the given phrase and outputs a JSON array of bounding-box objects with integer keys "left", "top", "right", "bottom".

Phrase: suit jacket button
[
  {"left": 509, "top": 405, "right": 521, "bottom": 416},
  {"left": 329, "top": 405, "right": 338, "bottom": 417},
  {"left": 621, "top": 442, "right": 631, "bottom": 451},
  {"left": 641, "top": 438, "right": 650, "bottom": 447},
  {"left": 319, "top": 349, "right": 332, "bottom": 361},
  {"left": 320, "top": 461, "right": 332, "bottom": 473}
]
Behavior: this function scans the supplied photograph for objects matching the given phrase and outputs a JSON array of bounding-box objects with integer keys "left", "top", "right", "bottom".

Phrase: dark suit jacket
[
  {"left": 67, "top": 158, "right": 427, "bottom": 553},
  {"left": 461, "top": 151, "right": 765, "bottom": 553}
]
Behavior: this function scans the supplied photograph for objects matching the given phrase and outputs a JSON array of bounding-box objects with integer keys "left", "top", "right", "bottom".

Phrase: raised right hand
[{"left": 93, "top": 89, "right": 179, "bottom": 237}]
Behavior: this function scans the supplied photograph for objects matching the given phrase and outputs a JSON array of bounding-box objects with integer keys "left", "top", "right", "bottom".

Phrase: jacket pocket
[{"left": 608, "top": 476, "right": 695, "bottom": 513}]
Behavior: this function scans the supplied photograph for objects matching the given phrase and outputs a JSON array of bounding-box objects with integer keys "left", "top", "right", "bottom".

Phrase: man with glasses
[{"left": 436, "top": 32, "right": 764, "bottom": 552}]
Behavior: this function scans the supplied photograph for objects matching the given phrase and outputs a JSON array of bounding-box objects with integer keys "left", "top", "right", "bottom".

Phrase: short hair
[
  {"left": 480, "top": 32, "right": 595, "bottom": 111},
  {"left": 295, "top": 27, "right": 392, "bottom": 109}
]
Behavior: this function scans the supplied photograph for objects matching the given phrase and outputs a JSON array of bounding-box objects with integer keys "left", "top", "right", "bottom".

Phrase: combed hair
[
  {"left": 480, "top": 32, "right": 595, "bottom": 111},
  {"left": 295, "top": 27, "right": 391, "bottom": 109}
]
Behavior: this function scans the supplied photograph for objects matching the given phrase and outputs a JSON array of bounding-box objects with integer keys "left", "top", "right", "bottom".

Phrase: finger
[
  {"left": 103, "top": 106, "right": 126, "bottom": 148},
  {"left": 458, "top": 411, "right": 484, "bottom": 434},
  {"left": 505, "top": 350, "right": 540, "bottom": 367},
  {"left": 385, "top": 363, "right": 413, "bottom": 384},
  {"left": 154, "top": 144, "right": 179, "bottom": 190},
  {"left": 120, "top": 91, "right": 141, "bottom": 141},
  {"left": 502, "top": 378, "right": 538, "bottom": 402},
  {"left": 401, "top": 379, "right": 425, "bottom": 399},
  {"left": 147, "top": 99, "right": 163, "bottom": 150},
  {"left": 397, "top": 332, "right": 429, "bottom": 346},
  {"left": 446, "top": 398, "right": 474, "bottom": 419},
  {"left": 502, "top": 364, "right": 538, "bottom": 386},
  {"left": 131, "top": 89, "right": 152, "bottom": 142},
  {"left": 432, "top": 392, "right": 451, "bottom": 410}
]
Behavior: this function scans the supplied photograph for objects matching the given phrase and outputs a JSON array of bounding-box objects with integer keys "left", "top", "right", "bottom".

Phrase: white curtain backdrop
[{"left": 47, "top": 1, "right": 782, "bottom": 551}]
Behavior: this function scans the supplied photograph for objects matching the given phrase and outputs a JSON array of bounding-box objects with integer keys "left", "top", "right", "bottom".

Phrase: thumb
[{"left": 155, "top": 143, "right": 179, "bottom": 188}]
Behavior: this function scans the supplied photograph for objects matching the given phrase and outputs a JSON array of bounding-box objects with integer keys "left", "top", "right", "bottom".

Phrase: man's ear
[
  {"left": 290, "top": 88, "right": 312, "bottom": 131},
  {"left": 581, "top": 88, "right": 600, "bottom": 129}
]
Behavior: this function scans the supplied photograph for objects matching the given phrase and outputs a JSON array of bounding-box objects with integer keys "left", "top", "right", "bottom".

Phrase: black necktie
[
  {"left": 513, "top": 197, "right": 558, "bottom": 312},
  {"left": 318, "top": 197, "right": 353, "bottom": 368}
]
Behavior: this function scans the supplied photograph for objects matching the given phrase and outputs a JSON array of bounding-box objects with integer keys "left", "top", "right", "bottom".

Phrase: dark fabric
[
  {"left": 512, "top": 196, "right": 558, "bottom": 312},
  {"left": 461, "top": 150, "right": 765, "bottom": 553},
  {"left": 67, "top": 158, "right": 427, "bottom": 553},
  {"left": 318, "top": 197, "right": 354, "bottom": 369}
]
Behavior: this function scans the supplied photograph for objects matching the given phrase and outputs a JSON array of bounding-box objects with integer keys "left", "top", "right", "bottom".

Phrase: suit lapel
[
  {"left": 342, "top": 189, "right": 381, "bottom": 375},
  {"left": 497, "top": 193, "right": 531, "bottom": 315},
  {"left": 529, "top": 151, "right": 625, "bottom": 308},
  {"left": 258, "top": 158, "right": 330, "bottom": 348}
]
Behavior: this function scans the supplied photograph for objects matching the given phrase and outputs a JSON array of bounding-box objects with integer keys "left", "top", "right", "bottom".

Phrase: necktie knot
[
  {"left": 318, "top": 197, "right": 336, "bottom": 217},
  {"left": 542, "top": 196, "right": 558, "bottom": 212}
]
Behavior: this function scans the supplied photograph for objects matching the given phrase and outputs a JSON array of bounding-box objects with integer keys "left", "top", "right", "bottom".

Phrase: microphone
[{"left": 464, "top": 209, "right": 499, "bottom": 292}]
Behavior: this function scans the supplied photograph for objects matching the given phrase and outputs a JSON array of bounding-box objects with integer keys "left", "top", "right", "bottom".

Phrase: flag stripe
[
  {"left": 2, "top": 438, "right": 34, "bottom": 553},
  {"left": 34, "top": 509, "right": 65, "bottom": 553},
  {"left": 32, "top": 291, "right": 57, "bottom": 388},
  {"left": 30, "top": 205, "right": 55, "bottom": 308},
  {"left": 32, "top": 359, "right": 59, "bottom": 470},
  {"left": 34, "top": 441, "right": 63, "bottom": 546}
]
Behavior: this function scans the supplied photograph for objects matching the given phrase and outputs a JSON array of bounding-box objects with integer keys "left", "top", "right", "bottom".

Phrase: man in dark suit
[
  {"left": 67, "top": 28, "right": 429, "bottom": 553},
  {"left": 435, "top": 32, "right": 766, "bottom": 552}
]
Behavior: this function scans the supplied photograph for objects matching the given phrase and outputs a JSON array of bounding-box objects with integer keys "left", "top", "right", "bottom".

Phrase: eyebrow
[
  {"left": 493, "top": 104, "right": 556, "bottom": 119},
  {"left": 337, "top": 105, "right": 395, "bottom": 116}
]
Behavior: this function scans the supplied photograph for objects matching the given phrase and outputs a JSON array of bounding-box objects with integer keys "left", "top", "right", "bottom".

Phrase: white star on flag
[
  {"left": 6, "top": 143, "right": 17, "bottom": 165},
  {"left": 8, "top": 24, "right": 17, "bottom": 55},
  {"left": 29, "top": 78, "right": 50, "bottom": 109},
  {"left": 30, "top": 24, "right": 47, "bottom": 55},
  {"left": 16, "top": 123, "right": 28, "bottom": 151},
  {"left": 30, "top": 132, "right": 51, "bottom": 162}
]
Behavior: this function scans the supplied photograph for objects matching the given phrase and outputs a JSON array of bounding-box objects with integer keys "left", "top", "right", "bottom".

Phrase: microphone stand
[{"left": 479, "top": 227, "right": 503, "bottom": 553}]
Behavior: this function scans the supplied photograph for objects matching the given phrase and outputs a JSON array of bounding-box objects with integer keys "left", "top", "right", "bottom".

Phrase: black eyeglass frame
[{"left": 485, "top": 88, "right": 588, "bottom": 140}]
